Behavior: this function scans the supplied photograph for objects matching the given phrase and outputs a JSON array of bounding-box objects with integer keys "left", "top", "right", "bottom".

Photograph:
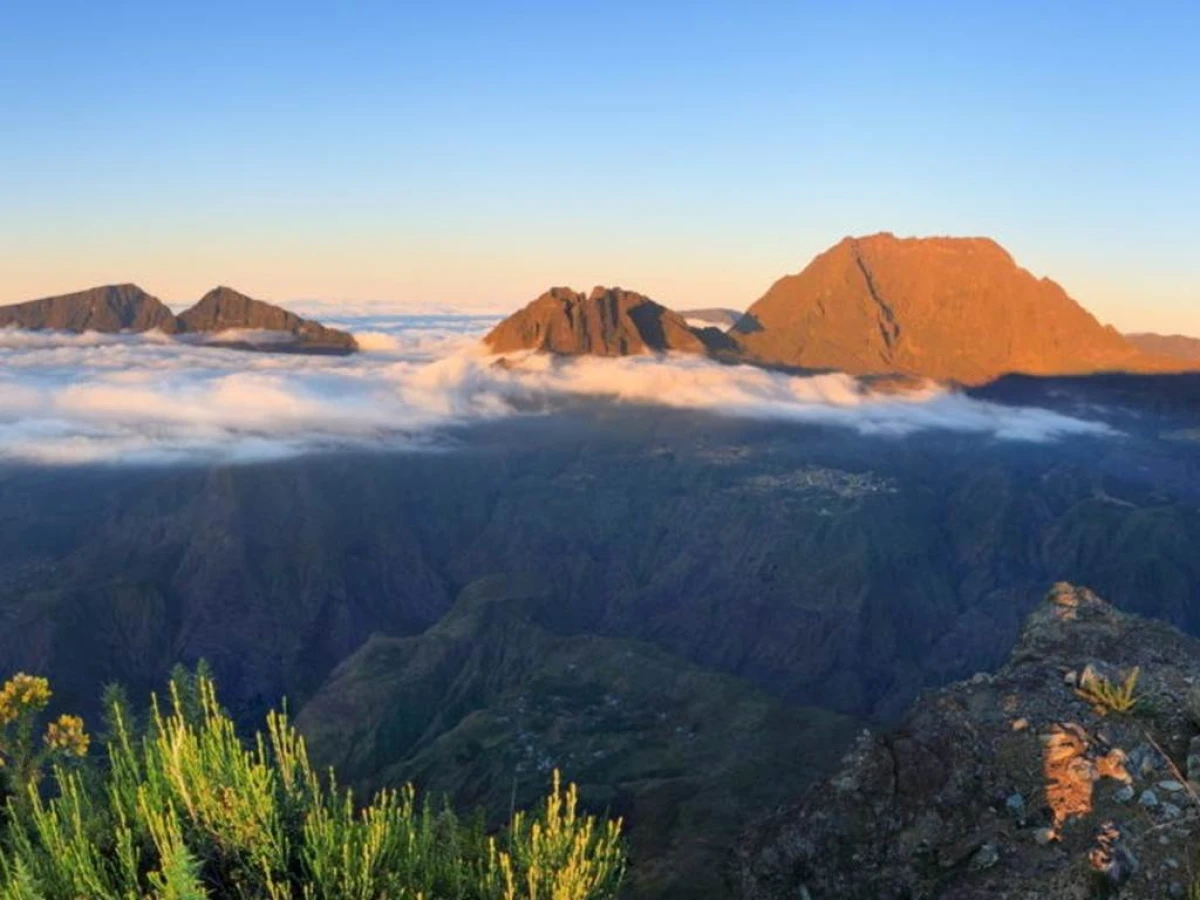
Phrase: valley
[{"left": 2, "top": 377, "right": 1199, "bottom": 895}]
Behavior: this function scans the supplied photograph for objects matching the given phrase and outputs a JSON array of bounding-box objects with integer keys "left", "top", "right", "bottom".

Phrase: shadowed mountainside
[
  {"left": 297, "top": 573, "right": 857, "bottom": 899},
  {"left": 1, "top": 375, "right": 1200, "bottom": 895}
]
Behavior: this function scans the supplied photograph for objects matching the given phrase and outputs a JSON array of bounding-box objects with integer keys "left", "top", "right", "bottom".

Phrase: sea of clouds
[{"left": 0, "top": 313, "right": 1115, "bottom": 465}]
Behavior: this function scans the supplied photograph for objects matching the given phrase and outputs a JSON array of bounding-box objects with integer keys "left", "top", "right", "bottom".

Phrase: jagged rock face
[
  {"left": 177, "top": 286, "right": 357, "bottom": 352},
  {"left": 0, "top": 284, "right": 179, "bottom": 333},
  {"left": 484, "top": 286, "right": 712, "bottom": 356},
  {"left": 1126, "top": 332, "right": 1200, "bottom": 363},
  {"left": 738, "top": 583, "right": 1200, "bottom": 899},
  {"left": 734, "top": 234, "right": 1170, "bottom": 384}
]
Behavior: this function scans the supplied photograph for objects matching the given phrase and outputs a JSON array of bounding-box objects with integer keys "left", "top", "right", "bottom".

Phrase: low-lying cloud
[{"left": 0, "top": 316, "right": 1115, "bottom": 465}]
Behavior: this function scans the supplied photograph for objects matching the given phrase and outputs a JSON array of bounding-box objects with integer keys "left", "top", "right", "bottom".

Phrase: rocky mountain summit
[
  {"left": 177, "top": 286, "right": 357, "bottom": 353},
  {"left": 483, "top": 286, "right": 720, "bottom": 357},
  {"left": 0, "top": 284, "right": 356, "bottom": 353},
  {"left": 733, "top": 234, "right": 1167, "bottom": 385},
  {"left": 738, "top": 583, "right": 1200, "bottom": 899},
  {"left": 0, "top": 284, "right": 179, "bottom": 333},
  {"left": 483, "top": 235, "right": 1191, "bottom": 385}
]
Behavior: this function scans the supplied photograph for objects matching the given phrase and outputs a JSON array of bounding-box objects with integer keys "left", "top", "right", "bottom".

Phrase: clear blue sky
[{"left": 2, "top": 1, "right": 1197, "bottom": 333}]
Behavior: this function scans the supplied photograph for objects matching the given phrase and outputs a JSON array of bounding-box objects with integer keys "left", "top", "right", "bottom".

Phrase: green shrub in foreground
[{"left": 0, "top": 672, "right": 624, "bottom": 899}]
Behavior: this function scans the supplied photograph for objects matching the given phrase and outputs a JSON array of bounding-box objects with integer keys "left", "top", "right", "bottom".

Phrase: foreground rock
[
  {"left": 484, "top": 285, "right": 719, "bottom": 356},
  {"left": 177, "top": 286, "right": 357, "bottom": 354},
  {"left": 738, "top": 583, "right": 1200, "bottom": 899},
  {"left": 0, "top": 284, "right": 179, "bottom": 333},
  {"left": 733, "top": 234, "right": 1179, "bottom": 385}
]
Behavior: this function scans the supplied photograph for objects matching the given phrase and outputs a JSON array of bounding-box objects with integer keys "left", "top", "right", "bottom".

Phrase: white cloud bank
[{"left": 0, "top": 316, "right": 1114, "bottom": 465}]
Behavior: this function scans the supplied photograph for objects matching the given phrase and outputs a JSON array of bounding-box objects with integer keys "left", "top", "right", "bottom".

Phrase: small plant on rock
[{"left": 1075, "top": 666, "right": 1142, "bottom": 715}]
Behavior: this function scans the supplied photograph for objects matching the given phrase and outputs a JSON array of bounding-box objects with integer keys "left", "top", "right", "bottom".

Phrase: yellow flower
[
  {"left": 0, "top": 673, "right": 52, "bottom": 724},
  {"left": 44, "top": 714, "right": 90, "bottom": 758}
]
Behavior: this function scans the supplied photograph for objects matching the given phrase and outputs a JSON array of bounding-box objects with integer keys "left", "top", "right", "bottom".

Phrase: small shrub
[
  {"left": 0, "top": 673, "right": 90, "bottom": 807},
  {"left": 1075, "top": 666, "right": 1142, "bottom": 715},
  {"left": 0, "top": 670, "right": 625, "bottom": 899}
]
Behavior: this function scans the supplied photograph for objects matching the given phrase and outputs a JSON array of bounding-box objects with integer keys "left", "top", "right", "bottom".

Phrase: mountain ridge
[
  {"left": 0, "top": 284, "right": 180, "bottom": 334},
  {"left": 0, "top": 283, "right": 357, "bottom": 353},
  {"left": 483, "top": 234, "right": 1194, "bottom": 385}
]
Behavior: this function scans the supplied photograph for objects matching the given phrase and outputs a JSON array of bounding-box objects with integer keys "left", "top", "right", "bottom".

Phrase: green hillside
[{"left": 297, "top": 575, "right": 856, "bottom": 898}]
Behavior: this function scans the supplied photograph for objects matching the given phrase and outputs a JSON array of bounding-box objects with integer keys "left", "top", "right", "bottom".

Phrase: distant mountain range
[
  {"left": 11, "top": 236, "right": 1195, "bottom": 375},
  {"left": 1125, "top": 331, "right": 1200, "bottom": 362},
  {"left": 485, "top": 233, "right": 1196, "bottom": 385},
  {"left": 0, "top": 284, "right": 357, "bottom": 353}
]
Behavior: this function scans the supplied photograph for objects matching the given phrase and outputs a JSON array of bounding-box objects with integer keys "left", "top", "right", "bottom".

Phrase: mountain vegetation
[
  {"left": 295, "top": 575, "right": 856, "bottom": 898},
  {"left": 0, "top": 668, "right": 625, "bottom": 899}
]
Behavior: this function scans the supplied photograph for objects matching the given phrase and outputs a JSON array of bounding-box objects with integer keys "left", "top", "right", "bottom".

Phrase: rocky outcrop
[
  {"left": 734, "top": 234, "right": 1179, "bottom": 385},
  {"left": 738, "top": 583, "right": 1200, "bottom": 899},
  {"left": 484, "top": 286, "right": 715, "bottom": 357},
  {"left": 1126, "top": 333, "right": 1200, "bottom": 363},
  {"left": 177, "top": 286, "right": 357, "bottom": 353},
  {"left": 0, "top": 284, "right": 179, "bottom": 333}
]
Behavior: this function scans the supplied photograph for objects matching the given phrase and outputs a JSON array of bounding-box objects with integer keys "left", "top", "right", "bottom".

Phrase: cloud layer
[{"left": 0, "top": 316, "right": 1114, "bottom": 465}]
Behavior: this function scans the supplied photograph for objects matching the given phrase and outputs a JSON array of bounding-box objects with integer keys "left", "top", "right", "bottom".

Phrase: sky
[{"left": 1, "top": 1, "right": 1197, "bottom": 333}]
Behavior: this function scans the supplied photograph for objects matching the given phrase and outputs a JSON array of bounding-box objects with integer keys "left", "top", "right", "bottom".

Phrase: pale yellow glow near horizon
[{"left": 1, "top": 237, "right": 1197, "bottom": 336}]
